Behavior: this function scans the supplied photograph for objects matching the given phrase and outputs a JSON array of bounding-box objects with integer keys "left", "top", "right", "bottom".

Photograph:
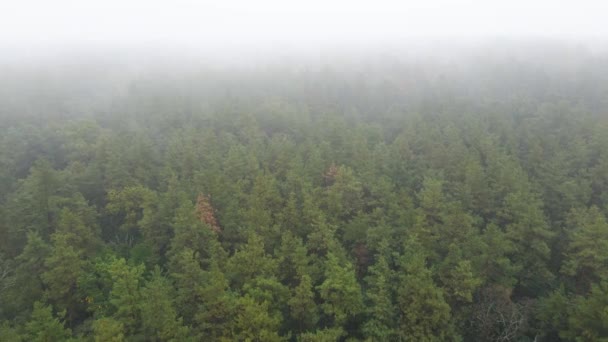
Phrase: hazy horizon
[{"left": 2, "top": 1, "right": 608, "bottom": 66}]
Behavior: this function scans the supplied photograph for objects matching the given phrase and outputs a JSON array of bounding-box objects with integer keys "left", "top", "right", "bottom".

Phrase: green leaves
[
  {"left": 362, "top": 252, "right": 397, "bottom": 341},
  {"left": 92, "top": 318, "right": 125, "bottom": 342},
  {"left": 563, "top": 282, "right": 608, "bottom": 341},
  {"left": 139, "top": 268, "right": 191, "bottom": 341},
  {"left": 562, "top": 206, "right": 608, "bottom": 291},
  {"left": 288, "top": 274, "right": 318, "bottom": 333},
  {"left": 233, "top": 295, "right": 284, "bottom": 342},
  {"left": 107, "top": 258, "right": 144, "bottom": 334},
  {"left": 25, "top": 302, "right": 71, "bottom": 342},
  {"left": 500, "top": 189, "right": 555, "bottom": 294},
  {"left": 395, "top": 239, "right": 456, "bottom": 341},
  {"left": 317, "top": 253, "right": 363, "bottom": 327}
]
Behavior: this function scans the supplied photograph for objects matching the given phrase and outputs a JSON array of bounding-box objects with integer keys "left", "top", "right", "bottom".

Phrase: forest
[{"left": 1, "top": 44, "right": 608, "bottom": 341}]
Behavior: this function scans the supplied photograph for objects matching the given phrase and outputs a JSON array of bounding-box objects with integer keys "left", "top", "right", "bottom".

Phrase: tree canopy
[{"left": 1, "top": 46, "right": 608, "bottom": 341}]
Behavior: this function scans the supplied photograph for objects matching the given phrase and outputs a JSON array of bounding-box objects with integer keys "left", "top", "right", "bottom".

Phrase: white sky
[{"left": 0, "top": 0, "right": 607, "bottom": 50}]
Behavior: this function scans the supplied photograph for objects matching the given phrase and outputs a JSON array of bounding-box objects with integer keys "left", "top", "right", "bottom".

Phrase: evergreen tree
[
  {"left": 0, "top": 321, "right": 22, "bottom": 341},
  {"left": 232, "top": 295, "right": 284, "bottom": 342},
  {"left": 395, "top": 238, "right": 456, "bottom": 341},
  {"left": 226, "top": 232, "right": 277, "bottom": 289},
  {"left": 42, "top": 232, "right": 86, "bottom": 324},
  {"left": 92, "top": 317, "right": 125, "bottom": 342},
  {"left": 362, "top": 249, "right": 397, "bottom": 340},
  {"left": 107, "top": 258, "right": 144, "bottom": 336},
  {"left": 4, "top": 232, "right": 50, "bottom": 319},
  {"left": 563, "top": 281, "right": 608, "bottom": 341},
  {"left": 288, "top": 274, "right": 318, "bottom": 333},
  {"left": 168, "top": 248, "right": 205, "bottom": 323},
  {"left": 139, "top": 267, "right": 191, "bottom": 341},
  {"left": 500, "top": 190, "right": 555, "bottom": 295},
  {"left": 195, "top": 260, "right": 235, "bottom": 340},
  {"left": 317, "top": 253, "right": 363, "bottom": 328},
  {"left": 25, "top": 302, "right": 72, "bottom": 342},
  {"left": 562, "top": 206, "right": 608, "bottom": 292}
]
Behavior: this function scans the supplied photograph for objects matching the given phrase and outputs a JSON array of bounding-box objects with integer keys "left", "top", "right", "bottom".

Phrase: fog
[
  {"left": 1, "top": 1, "right": 608, "bottom": 131},
  {"left": 2, "top": 1, "right": 608, "bottom": 63}
]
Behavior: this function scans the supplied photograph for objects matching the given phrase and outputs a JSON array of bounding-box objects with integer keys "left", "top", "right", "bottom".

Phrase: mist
[
  {"left": 1, "top": 0, "right": 607, "bottom": 93},
  {"left": 2, "top": 0, "right": 608, "bottom": 61}
]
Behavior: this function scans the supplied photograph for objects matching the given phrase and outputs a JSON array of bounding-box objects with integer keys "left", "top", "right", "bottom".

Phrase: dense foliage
[{"left": 1, "top": 48, "right": 608, "bottom": 341}]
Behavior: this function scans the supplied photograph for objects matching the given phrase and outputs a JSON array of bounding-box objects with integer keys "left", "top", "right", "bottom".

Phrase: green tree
[
  {"left": 105, "top": 185, "right": 155, "bottom": 251},
  {"left": 139, "top": 267, "right": 191, "bottom": 341},
  {"left": 500, "top": 190, "right": 554, "bottom": 295},
  {"left": 395, "top": 238, "right": 455, "bottom": 341},
  {"left": 323, "top": 165, "right": 363, "bottom": 222},
  {"left": 288, "top": 274, "right": 318, "bottom": 333},
  {"left": 562, "top": 206, "right": 608, "bottom": 292},
  {"left": 167, "top": 196, "right": 216, "bottom": 265},
  {"left": 317, "top": 253, "right": 363, "bottom": 327},
  {"left": 476, "top": 224, "right": 521, "bottom": 288},
  {"left": 413, "top": 177, "right": 476, "bottom": 262},
  {"left": 0, "top": 321, "right": 22, "bottom": 342},
  {"left": 42, "top": 232, "right": 86, "bottom": 324},
  {"left": 226, "top": 232, "right": 277, "bottom": 289},
  {"left": 25, "top": 302, "right": 72, "bottom": 342},
  {"left": 232, "top": 295, "right": 284, "bottom": 342},
  {"left": 298, "top": 327, "right": 345, "bottom": 342},
  {"left": 195, "top": 261, "right": 235, "bottom": 340},
  {"left": 4, "top": 159, "right": 62, "bottom": 254},
  {"left": 536, "top": 286, "right": 570, "bottom": 341},
  {"left": 107, "top": 258, "right": 144, "bottom": 335},
  {"left": 168, "top": 248, "right": 205, "bottom": 325},
  {"left": 92, "top": 317, "right": 125, "bottom": 342},
  {"left": 563, "top": 281, "right": 608, "bottom": 341},
  {"left": 5, "top": 232, "right": 51, "bottom": 319},
  {"left": 362, "top": 250, "right": 397, "bottom": 341},
  {"left": 438, "top": 245, "right": 482, "bottom": 304},
  {"left": 276, "top": 232, "right": 311, "bottom": 287}
]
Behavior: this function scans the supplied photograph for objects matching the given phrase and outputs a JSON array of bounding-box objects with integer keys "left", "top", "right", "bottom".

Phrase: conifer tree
[
  {"left": 288, "top": 274, "right": 318, "bottom": 333},
  {"left": 317, "top": 253, "right": 363, "bottom": 327},
  {"left": 25, "top": 302, "right": 72, "bottom": 342}
]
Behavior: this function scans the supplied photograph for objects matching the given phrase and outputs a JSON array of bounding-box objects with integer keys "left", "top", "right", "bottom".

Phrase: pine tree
[
  {"left": 362, "top": 251, "right": 397, "bottom": 340},
  {"left": 42, "top": 232, "right": 86, "bottom": 324},
  {"left": 226, "top": 232, "right": 277, "bottom": 289},
  {"left": 139, "top": 267, "right": 191, "bottom": 341},
  {"left": 323, "top": 165, "right": 363, "bottom": 222},
  {"left": 438, "top": 245, "right": 482, "bottom": 304},
  {"left": 169, "top": 248, "right": 205, "bottom": 325},
  {"left": 500, "top": 190, "right": 555, "bottom": 295},
  {"left": 232, "top": 295, "right": 284, "bottom": 342},
  {"left": 167, "top": 196, "right": 215, "bottom": 264},
  {"left": 0, "top": 321, "right": 22, "bottom": 342},
  {"left": 25, "top": 302, "right": 72, "bottom": 342},
  {"left": 395, "top": 238, "right": 456, "bottom": 341},
  {"left": 476, "top": 223, "right": 521, "bottom": 288},
  {"left": 562, "top": 206, "right": 608, "bottom": 292},
  {"left": 92, "top": 317, "right": 125, "bottom": 342},
  {"left": 4, "top": 159, "right": 61, "bottom": 254},
  {"left": 317, "top": 253, "right": 363, "bottom": 327},
  {"left": 195, "top": 260, "right": 235, "bottom": 340},
  {"left": 563, "top": 281, "right": 608, "bottom": 341},
  {"left": 107, "top": 258, "right": 144, "bottom": 335},
  {"left": 276, "top": 232, "right": 311, "bottom": 287},
  {"left": 4, "top": 232, "right": 50, "bottom": 319},
  {"left": 288, "top": 274, "right": 318, "bottom": 333}
]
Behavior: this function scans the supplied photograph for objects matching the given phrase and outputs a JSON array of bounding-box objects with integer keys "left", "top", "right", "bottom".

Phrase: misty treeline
[{"left": 1, "top": 46, "right": 608, "bottom": 341}]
